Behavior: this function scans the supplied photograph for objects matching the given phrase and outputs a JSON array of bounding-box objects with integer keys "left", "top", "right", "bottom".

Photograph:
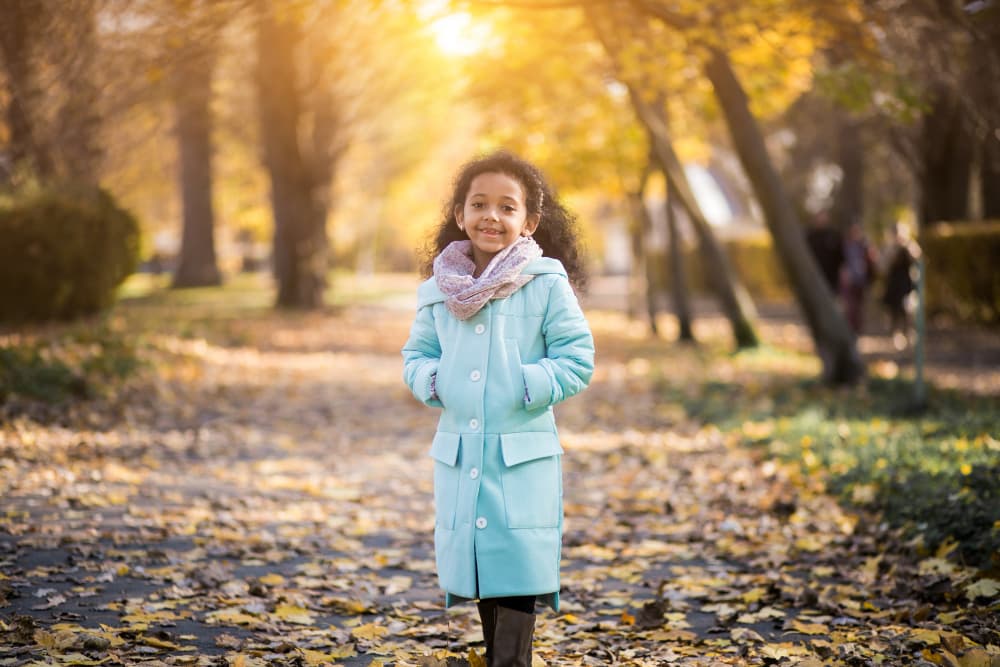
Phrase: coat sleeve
[
  {"left": 402, "top": 304, "right": 444, "bottom": 408},
  {"left": 522, "top": 276, "right": 595, "bottom": 411}
]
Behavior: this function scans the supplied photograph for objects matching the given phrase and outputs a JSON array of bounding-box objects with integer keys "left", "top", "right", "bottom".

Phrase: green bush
[
  {"left": 0, "top": 185, "right": 141, "bottom": 322},
  {"left": 0, "top": 325, "right": 141, "bottom": 404},
  {"left": 921, "top": 221, "right": 1000, "bottom": 325}
]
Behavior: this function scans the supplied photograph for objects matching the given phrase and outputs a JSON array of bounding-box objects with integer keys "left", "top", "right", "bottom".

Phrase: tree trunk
[
  {"left": 626, "top": 161, "right": 659, "bottom": 334},
  {"left": 981, "top": 130, "right": 1000, "bottom": 219},
  {"left": 666, "top": 175, "right": 695, "bottom": 342},
  {"left": 0, "top": 0, "right": 54, "bottom": 182},
  {"left": 703, "top": 47, "right": 863, "bottom": 383},
  {"left": 625, "top": 190, "right": 650, "bottom": 326},
  {"left": 305, "top": 83, "right": 340, "bottom": 273},
  {"left": 55, "top": 0, "right": 102, "bottom": 186},
  {"left": 628, "top": 86, "right": 759, "bottom": 348},
  {"left": 171, "top": 39, "right": 221, "bottom": 288},
  {"left": 830, "top": 114, "right": 864, "bottom": 231},
  {"left": 255, "top": 2, "right": 326, "bottom": 309},
  {"left": 919, "top": 85, "right": 973, "bottom": 225}
]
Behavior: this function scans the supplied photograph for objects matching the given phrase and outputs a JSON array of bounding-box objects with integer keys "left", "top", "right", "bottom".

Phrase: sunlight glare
[{"left": 431, "top": 12, "right": 485, "bottom": 56}]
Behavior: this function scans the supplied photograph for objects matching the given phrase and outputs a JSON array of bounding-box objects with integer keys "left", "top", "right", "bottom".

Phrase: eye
[
  {"left": 470, "top": 202, "right": 483, "bottom": 208},
  {"left": 503, "top": 205, "right": 516, "bottom": 213}
]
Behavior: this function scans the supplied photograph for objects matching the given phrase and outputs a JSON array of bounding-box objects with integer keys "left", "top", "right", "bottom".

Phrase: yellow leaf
[
  {"left": 560, "top": 613, "right": 581, "bottom": 624},
  {"left": 730, "top": 627, "right": 765, "bottom": 642},
  {"left": 34, "top": 629, "right": 57, "bottom": 650},
  {"left": 741, "top": 587, "right": 768, "bottom": 604},
  {"left": 122, "top": 609, "right": 180, "bottom": 625},
  {"left": 117, "top": 565, "right": 130, "bottom": 576},
  {"left": 468, "top": 648, "right": 488, "bottom": 667},
  {"left": 936, "top": 538, "right": 960, "bottom": 559},
  {"left": 786, "top": 619, "right": 828, "bottom": 635},
  {"left": 47, "top": 653, "right": 108, "bottom": 665},
  {"left": 351, "top": 623, "right": 389, "bottom": 641},
  {"left": 850, "top": 483, "right": 877, "bottom": 505},
  {"left": 620, "top": 611, "right": 635, "bottom": 625},
  {"left": 273, "top": 604, "right": 314, "bottom": 625},
  {"left": 910, "top": 628, "right": 942, "bottom": 645},
  {"left": 919, "top": 558, "right": 958, "bottom": 577},
  {"left": 298, "top": 649, "right": 326, "bottom": 666},
  {"left": 644, "top": 628, "right": 697, "bottom": 642},
  {"left": 794, "top": 536, "right": 825, "bottom": 552},
  {"left": 322, "top": 596, "right": 370, "bottom": 614},
  {"left": 953, "top": 647, "right": 994, "bottom": 667},
  {"left": 205, "top": 608, "right": 262, "bottom": 627},
  {"left": 299, "top": 648, "right": 354, "bottom": 666},
  {"left": 141, "top": 634, "right": 181, "bottom": 650},
  {"left": 965, "top": 578, "right": 1000, "bottom": 601},
  {"left": 328, "top": 645, "right": 357, "bottom": 659},
  {"left": 259, "top": 573, "right": 285, "bottom": 586}
]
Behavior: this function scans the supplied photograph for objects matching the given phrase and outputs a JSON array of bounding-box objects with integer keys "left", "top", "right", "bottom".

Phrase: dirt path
[{"left": 1, "top": 290, "right": 997, "bottom": 666}]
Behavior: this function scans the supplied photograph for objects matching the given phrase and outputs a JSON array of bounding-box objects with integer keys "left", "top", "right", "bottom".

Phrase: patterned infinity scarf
[{"left": 433, "top": 236, "right": 543, "bottom": 320}]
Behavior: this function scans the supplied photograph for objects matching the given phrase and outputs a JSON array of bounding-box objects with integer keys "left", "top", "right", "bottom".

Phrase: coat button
[
  {"left": 470, "top": 370, "right": 481, "bottom": 381},
  {"left": 474, "top": 324, "right": 486, "bottom": 334},
  {"left": 469, "top": 418, "right": 479, "bottom": 430},
  {"left": 470, "top": 467, "right": 480, "bottom": 479},
  {"left": 476, "top": 517, "right": 488, "bottom": 529}
]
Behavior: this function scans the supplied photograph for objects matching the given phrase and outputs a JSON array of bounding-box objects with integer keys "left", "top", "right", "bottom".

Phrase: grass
[{"left": 652, "top": 344, "right": 1000, "bottom": 569}]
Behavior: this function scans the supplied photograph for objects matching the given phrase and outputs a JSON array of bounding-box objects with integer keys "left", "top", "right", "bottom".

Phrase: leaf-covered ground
[{"left": 1, "top": 274, "right": 998, "bottom": 666}]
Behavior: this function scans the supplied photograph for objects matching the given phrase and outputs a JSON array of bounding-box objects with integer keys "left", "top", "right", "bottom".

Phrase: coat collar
[{"left": 417, "top": 257, "right": 568, "bottom": 308}]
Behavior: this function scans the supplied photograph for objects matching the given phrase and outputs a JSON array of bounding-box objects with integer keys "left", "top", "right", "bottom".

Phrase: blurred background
[{"left": 1, "top": 0, "right": 998, "bottom": 353}]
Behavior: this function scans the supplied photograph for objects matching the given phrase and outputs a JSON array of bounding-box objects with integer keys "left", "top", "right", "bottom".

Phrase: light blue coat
[{"left": 401, "top": 258, "right": 594, "bottom": 611}]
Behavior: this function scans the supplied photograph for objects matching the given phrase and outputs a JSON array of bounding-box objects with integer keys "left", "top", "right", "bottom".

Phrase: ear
[
  {"left": 454, "top": 205, "right": 465, "bottom": 231},
  {"left": 522, "top": 213, "right": 540, "bottom": 237}
]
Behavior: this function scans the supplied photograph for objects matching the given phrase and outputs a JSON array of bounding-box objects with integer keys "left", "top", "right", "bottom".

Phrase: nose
[{"left": 482, "top": 207, "right": 499, "bottom": 221}]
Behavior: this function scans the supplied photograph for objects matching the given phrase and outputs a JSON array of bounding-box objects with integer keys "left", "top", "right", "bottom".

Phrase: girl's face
[{"left": 455, "top": 171, "right": 539, "bottom": 273}]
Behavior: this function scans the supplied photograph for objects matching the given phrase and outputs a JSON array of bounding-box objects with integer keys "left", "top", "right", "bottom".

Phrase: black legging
[{"left": 488, "top": 595, "right": 535, "bottom": 614}]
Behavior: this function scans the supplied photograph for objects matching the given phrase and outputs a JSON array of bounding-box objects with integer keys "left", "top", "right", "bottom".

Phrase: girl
[{"left": 402, "top": 150, "right": 594, "bottom": 666}]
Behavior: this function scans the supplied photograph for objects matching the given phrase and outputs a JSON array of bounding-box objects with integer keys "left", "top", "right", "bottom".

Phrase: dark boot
[
  {"left": 476, "top": 599, "right": 498, "bottom": 664},
  {"left": 491, "top": 606, "right": 535, "bottom": 667}
]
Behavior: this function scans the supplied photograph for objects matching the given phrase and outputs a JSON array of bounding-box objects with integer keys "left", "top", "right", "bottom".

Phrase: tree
[
  {"left": 255, "top": 1, "right": 326, "bottom": 309},
  {"left": 625, "top": 159, "right": 661, "bottom": 334},
  {"left": 629, "top": 82, "right": 759, "bottom": 348},
  {"left": 53, "top": 0, "right": 102, "bottom": 186},
  {"left": 622, "top": 0, "right": 864, "bottom": 382},
  {"left": 168, "top": 2, "right": 224, "bottom": 288},
  {"left": 456, "top": 2, "right": 754, "bottom": 346},
  {"left": 0, "top": 1, "right": 58, "bottom": 182},
  {"left": 586, "top": 7, "right": 759, "bottom": 348},
  {"left": 665, "top": 174, "right": 695, "bottom": 341},
  {"left": 847, "top": 0, "right": 1000, "bottom": 225}
]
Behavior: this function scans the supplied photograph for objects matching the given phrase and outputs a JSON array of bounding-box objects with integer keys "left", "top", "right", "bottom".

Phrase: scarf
[{"left": 433, "top": 236, "right": 543, "bottom": 320}]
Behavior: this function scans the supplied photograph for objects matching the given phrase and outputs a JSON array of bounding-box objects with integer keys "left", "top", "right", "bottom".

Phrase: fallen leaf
[{"left": 964, "top": 578, "right": 999, "bottom": 601}]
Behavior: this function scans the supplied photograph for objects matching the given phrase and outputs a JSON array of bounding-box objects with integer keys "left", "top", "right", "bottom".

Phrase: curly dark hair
[{"left": 423, "top": 150, "right": 587, "bottom": 291}]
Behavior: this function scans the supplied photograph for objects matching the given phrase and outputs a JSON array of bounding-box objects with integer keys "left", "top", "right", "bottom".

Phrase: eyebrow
[{"left": 469, "top": 193, "right": 521, "bottom": 202}]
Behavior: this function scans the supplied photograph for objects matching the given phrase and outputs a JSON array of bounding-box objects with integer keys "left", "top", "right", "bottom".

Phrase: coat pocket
[
  {"left": 505, "top": 339, "right": 525, "bottom": 408},
  {"left": 500, "top": 432, "right": 563, "bottom": 529},
  {"left": 429, "top": 432, "right": 461, "bottom": 530}
]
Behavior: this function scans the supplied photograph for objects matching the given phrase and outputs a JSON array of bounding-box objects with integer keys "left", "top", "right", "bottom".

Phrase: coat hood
[{"left": 417, "top": 257, "right": 568, "bottom": 309}]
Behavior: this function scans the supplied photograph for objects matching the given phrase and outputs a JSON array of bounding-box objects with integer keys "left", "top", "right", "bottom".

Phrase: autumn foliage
[{"left": 1, "top": 278, "right": 998, "bottom": 665}]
